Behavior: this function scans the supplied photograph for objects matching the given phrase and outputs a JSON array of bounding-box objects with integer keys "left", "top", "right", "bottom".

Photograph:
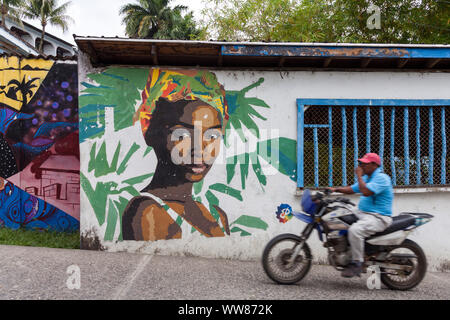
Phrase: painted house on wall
[
  {"left": 74, "top": 37, "right": 450, "bottom": 271},
  {"left": 0, "top": 55, "right": 80, "bottom": 231}
]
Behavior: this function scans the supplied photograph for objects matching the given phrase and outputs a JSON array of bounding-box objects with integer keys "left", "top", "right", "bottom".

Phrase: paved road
[{"left": 0, "top": 245, "right": 449, "bottom": 300}]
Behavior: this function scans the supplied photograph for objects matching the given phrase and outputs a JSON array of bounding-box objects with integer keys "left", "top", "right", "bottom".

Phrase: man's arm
[{"left": 327, "top": 186, "right": 355, "bottom": 194}]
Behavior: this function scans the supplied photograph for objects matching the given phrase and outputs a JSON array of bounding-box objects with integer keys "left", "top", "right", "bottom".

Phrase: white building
[
  {"left": 75, "top": 37, "right": 450, "bottom": 272},
  {"left": 0, "top": 17, "right": 76, "bottom": 57}
]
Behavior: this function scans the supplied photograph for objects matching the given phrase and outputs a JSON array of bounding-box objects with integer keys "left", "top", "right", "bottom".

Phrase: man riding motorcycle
[{"left": 327, "top": 153, "right": 393, "bottom": 278}]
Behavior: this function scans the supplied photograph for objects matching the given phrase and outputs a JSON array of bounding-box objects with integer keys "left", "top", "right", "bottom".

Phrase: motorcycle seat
[{"left": 369, "top": 214, "right": 416, "bottom": 238}]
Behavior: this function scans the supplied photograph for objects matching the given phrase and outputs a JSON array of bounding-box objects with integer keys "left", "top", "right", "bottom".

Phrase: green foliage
[
  {"left": 119, "top": 0, "right": 201, "bottom": 39},
  {"left": 0, "top": 0, "right": 25, "bottom": 28},
  {"left": 201, "top": 0, "right": 450, "bottom": 44},
  {"left": 21, "top": 0, "right": 74, "bottom": 52},
  {"left": 201, "top": 0, "right": 293, "bottom": 42}
]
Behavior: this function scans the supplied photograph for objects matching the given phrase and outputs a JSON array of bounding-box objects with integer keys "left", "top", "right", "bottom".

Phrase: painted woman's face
[{"left": 167, "top": 101, "right": 223, "bottom": 182}]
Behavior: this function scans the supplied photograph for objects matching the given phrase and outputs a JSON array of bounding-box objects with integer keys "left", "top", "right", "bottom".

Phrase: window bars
[{"left": 297, "top": 99, "right": 450, "bottom": 188}]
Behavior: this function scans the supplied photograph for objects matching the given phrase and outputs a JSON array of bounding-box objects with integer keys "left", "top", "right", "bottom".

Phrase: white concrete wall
[{"left": 79, "top": 67, "right": 450, "bottom": 271}]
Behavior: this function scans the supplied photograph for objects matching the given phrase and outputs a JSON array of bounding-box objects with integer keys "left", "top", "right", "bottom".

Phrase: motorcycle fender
[{"left": 366, "top": 230, "right": 411, "bottom": 246}]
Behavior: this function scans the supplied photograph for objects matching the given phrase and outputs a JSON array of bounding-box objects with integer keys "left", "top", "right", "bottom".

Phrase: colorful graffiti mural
[
  {"left": 80, "top": 67, "right": 298, "bottom": 244},
  {"left": 0, "top": 57, "right": 79, "bottom": 232},
  {"left": 0, "top": 177, "right": 78, "bottom": 232}
]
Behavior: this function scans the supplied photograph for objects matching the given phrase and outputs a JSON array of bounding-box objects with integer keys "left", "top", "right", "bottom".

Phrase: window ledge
[
  {"left": 392, "top": 186, "right": 450, "bottom": 194},
  {"left": 295, "top": 186, "right": 450, "bottom": 196}
]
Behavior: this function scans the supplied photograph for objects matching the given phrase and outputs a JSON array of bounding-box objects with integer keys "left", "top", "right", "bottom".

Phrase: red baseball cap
[{"left": 358, "top": 153, "right": 381, "bottom": 166}]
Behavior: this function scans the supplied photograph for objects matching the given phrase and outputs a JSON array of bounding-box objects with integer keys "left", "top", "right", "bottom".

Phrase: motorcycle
[{"left": 262, "top": 189, "right": 433, "bottom": 290}]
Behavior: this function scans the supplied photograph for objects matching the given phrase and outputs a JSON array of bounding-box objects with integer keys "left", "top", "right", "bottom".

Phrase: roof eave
[{"left": 73, "top": 37, "right": 450, "bottom": 70}]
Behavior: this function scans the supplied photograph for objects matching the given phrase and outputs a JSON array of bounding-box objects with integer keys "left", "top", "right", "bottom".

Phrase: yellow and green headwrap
[{"left": 135, "top": 68, "right": 229, "bottom": 135}]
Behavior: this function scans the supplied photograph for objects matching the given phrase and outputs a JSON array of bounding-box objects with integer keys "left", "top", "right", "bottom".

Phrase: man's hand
[{"left": 326, "top": 187, "right": 337, "bottom": 193}]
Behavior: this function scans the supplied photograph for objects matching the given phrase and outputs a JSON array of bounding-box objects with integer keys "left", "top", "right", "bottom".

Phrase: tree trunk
[
  {"left": 39, "top": 23, "right": 46, "bottom": 53},
  {"left": 1, "top": 4, "right": 7, "bottom": 28}
]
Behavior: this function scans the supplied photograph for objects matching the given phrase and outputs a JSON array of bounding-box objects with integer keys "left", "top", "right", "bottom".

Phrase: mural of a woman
[{"left": 122, "top": 69, "right": 231, "bottom": 241}]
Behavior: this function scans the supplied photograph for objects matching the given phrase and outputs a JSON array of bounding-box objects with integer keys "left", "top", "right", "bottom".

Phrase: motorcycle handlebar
[{"left": 313, "top": 189, "right": 356, "bottom": 206}]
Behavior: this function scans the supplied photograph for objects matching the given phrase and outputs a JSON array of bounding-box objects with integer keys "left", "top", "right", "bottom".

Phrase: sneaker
[{"left": 341, "top": 262, "right": 363, "bottom": 278}]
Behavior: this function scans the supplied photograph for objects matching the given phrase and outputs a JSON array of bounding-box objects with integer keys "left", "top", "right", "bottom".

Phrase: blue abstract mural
[{"left": 0, "top": 178, "right": 78, "bottom": 232}]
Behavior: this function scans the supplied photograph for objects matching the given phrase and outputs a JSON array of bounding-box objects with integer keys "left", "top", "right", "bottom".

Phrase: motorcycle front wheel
[
  {"left": 262, "top": 233, "right": 312, "bottom": 285},
  {"left": 380, "top": 239, "right": 427, "bottom": 291}
]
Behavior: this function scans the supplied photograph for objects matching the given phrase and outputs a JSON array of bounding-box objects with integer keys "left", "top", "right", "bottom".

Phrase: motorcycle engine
[{"left": 326, "top": 232, "right": 352, "bottom": 267}]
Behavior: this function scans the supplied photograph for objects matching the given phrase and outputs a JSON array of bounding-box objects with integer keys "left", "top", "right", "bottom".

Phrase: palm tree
[
  {"left": 22, "top": 0, "right": 73, "bottom": 53},
  {"left": 120, "top": 0, "right": 197, "bottom": 39},
  {"left": 0, "top": 0, "right": 23, "bottom": 28},
  {"left": 6, "top": 76, "right": 39, "bottom": 107}
]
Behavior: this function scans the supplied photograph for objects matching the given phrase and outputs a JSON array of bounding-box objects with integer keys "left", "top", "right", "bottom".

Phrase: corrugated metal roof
[{"left": 74, "top": 36, "right": 450, "bottom": 70}]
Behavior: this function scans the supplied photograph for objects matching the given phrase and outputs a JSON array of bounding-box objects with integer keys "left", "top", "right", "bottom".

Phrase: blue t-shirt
[{"left": 351, "top": 168, "right": 393, "bottom": 216}]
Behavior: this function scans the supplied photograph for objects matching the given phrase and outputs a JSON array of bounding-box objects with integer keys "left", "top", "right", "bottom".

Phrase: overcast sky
[{"left": 24, "top": 0, "right": 206, "bottom": 46}]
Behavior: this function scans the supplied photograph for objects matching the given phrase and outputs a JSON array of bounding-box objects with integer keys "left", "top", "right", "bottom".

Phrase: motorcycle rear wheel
[
  {"left": 380, "top": 239, "right": 427, "bottom": 291},
  {"left": 262, "top": 234, "right": 312, "bottom": 285}
]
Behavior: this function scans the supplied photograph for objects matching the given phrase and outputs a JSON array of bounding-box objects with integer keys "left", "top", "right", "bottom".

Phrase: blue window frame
[{"left": 297, "top": 99, "right": 450, "bottom": 189}]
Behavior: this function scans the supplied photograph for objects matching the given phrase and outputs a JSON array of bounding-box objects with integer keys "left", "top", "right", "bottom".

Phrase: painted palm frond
[
  {"left": 224, "top": 78, "right": 269, "bottom": 146},
  {"left": 79, "top": 68, "right": 149, "bottom": 142},
  {"left": 81, "top": 139, "right": 155, "bottom": 241}
]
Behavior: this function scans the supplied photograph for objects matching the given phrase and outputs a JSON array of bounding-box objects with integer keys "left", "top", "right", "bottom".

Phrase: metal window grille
[{"left": 297, "top": 101, "right": 450, "bottom": 188}]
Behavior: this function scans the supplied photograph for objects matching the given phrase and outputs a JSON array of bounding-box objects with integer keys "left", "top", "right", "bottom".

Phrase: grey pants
[{"left": 348, "top": 210, "right": 393, "bottom": 262}]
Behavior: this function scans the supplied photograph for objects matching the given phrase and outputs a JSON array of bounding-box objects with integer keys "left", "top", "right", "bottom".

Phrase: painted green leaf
[
  {"left": 226, "top": 155, "right": 239, "bottom": 184},
  {"left": 225, "top": 152, "right": 251, "bottom": 189},
  {"left": 244, "top": 97, "right": 271, "bottom": 109},
  {"left": 251, "top": 153, "right": 267, "bottom": 187},
  {"left": 247, "top": 106, "right": 267, "bottom": 121},
  {"left": 230, "top": 226, "right": 252, "bottom": 237},
  {"left": 104, "top": 199, "right": 118, "bottom": 241},
  {"left": 143, "top": 146, "right": 153, "bottom": 157},
  {"left": 239, "top": 152, "right": 250, "bottom": 189},
  {"left": 231, "top": 215, "right": 269, "bottom": 231},
  {"left": 239, "top": 114, "right": 260, "bottom": 138},
  {"left": 258, "top": 138, "right": 297, "bottom": 182},
  {"left": 223, "top": 121, "right": 232, "bottom": 148},
  {"left": 194, "top": 180, "right": 204, "bottom": 195},
  {"left": 80, "top": 172, "right": 141, "bottom": 226},
  {"left": 205, "top": 190, "right": 220, "bottom": 222},
  {"left": 117, "top": 143, "right": 141, "bottom": 175},
  {"left": 80, "top": 173, "right": 113, "bottom": 225},
  {"left": 88, "top": 141, "right": 122, "bottom": 178},
  {"left": 113, "top": 197, "right": 129, "bottom": 241},
  {"left": 209, "top": 183, "right": 243, "bottom": 201},
  {"left": 231, "top": 118, "right": 247, "bottom": 143},
  {"left": 122, "top": 173, "right": 154, "bottom": 186},
  {"left": 88, "top": 142, "right": 97, "bottom": 173}
]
